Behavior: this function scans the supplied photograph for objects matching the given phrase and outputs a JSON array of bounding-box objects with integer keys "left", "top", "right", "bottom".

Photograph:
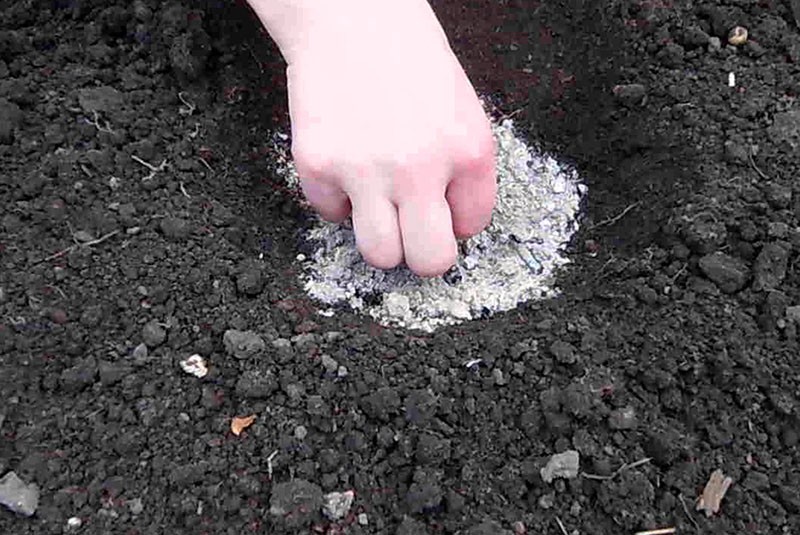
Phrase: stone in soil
[
  {"left": 321, "top": 490, "right": 354, "bottom": 521},
  {"left": 141, "top": 320, "right": 167, "bottom": 348},
  {"left": 698, "top": 252, "right": 750, "bottom": 293},
  {"left": 236, "top": 259, "right": 266, "bottom": 296},
  {"left": 222, "top": 330, "right": 266, "bottom": 359},
  {"left": 0, "top": 472, "right": 39, "bottom": 517},
  {"left": 752, "top": 242, "right": 789, "bottom": 291},
  {"left": 541, "top": 450, "right": 580, "bottom": 483}
]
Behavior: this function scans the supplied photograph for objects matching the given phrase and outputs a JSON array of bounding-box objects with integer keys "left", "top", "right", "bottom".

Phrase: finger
[
  {"left": 446, "top": 158, "right": 497, "bottom": 239},
  {"left": 397, "top": 192, "right": 458, "bottom": 277},
  {"left": 446, "top": 124, "right": 497, "bottom": 239},
  {"left": 299, "top": 177, "right": 352, "bottom": 223},
  {"left": 350, "top": 193, "right": 404, "bottom": 270},
  {"left": 292, "top": 143, "right": 352, "bottom": 222}
]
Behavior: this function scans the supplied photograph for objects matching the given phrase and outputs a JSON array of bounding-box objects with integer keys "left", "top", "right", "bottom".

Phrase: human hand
[{"left": 251, "top": 0, "right": 497, "bottom": 276}]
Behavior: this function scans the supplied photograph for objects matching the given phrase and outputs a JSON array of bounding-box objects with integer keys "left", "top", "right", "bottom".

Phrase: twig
[
  {"left": 589, "top": 201, "right": 642, "bottom": 230},
  {"left": 555, "top": 516, "right": 568, "bottom": 535},
  {"left": 179, "top": 182, "right": 191, "bottom": 199},
  {"left": 582, "top": 457, "right": 652, "bottom": 481},
  {"left": 501, "top": 107, "right": 525, "bottom": 121},
  {"left": 178, "top": 91, "right": 196, "bottom": 116},
  {"left": 46, "top": 285, "right": 68, "bottom": 299},
  {"left": 748, "top": 147, "right": 770, "bottom": 181},
  {"left": 267, "top": 450, "right": 278, "bottom": 480},
  {"left": 634, "top": 529, "right": 676, "bottom": 535},
  {"left": 131, "top": 155, "right": 168, "bottom": 181},
  {"left": 678, "top": 493, "right": 701, "bottom": 532},
  {"left": 86, "top": 110, "right": 115, "bottom": 134},
  {"left": 198, "top": 157, "right": 213, "bottom": 172},
  {"left": 35, "top": 230, "right": 120, "bottom": 265},
  {"left": 669, "top": 262, "right": 687, "bottom": 283}
]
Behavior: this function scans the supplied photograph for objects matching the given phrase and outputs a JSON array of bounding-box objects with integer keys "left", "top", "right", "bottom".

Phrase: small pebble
[
  {"left": 357, "top": 512, "right": 368, "bottom": 525},
  {"left": 320, "top": 354, "right": 338, "bottom": 373},
  {"left": 223, "top": 330, "right": 266, "bottom": 359},
  {"left": 73, "top": 230, "right": 95, "bottom": 243},
  {"left": 493, "top": 368, "right": 508, "bottom": 386},
  {"left": 294, "top": 425, "right": 308, "bottom": 440},
  {"left": 538, "top": 492, "right": 556, "bottom": 509},
  {"left": 337, "top": 365, "right": 349, "bottom": 378},
  {"left": 127, "top": 497, "right": 144, "bottom": 515},
  {"left": 541, "top": 450, "right": 580, "bottom": 483},
  {"left": 131, "top": 343, "right": 148, "bottom": 364},
  {"left": 608, "top": 406, "right": 638, "bottom": 430},
  {"left": 768, "top": 222, "right": 789, "bottom": 238},
  {"left": 141, "top": 320, "right": 166, "bottom": 348},
  {"left": 321, "top": 490, "right": 354, "bottom": 521},
  {"left": 67, "top": 517, "right": 82, "bottom": 529},
  {"left": 612, "top": 83, "right": 646, "bottom": 105},
  {"left": 0, "top": 471, "right": 39, "bottom": 516}
]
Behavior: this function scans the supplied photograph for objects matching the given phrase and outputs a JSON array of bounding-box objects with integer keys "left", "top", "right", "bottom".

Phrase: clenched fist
[{"left": 249, "top": 0, "right": 497, "bottom": 276}]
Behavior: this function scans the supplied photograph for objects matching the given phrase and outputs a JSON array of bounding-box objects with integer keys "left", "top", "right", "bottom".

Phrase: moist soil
[{"left": 2, "top": 0, "right": 800, "bottom": 534}]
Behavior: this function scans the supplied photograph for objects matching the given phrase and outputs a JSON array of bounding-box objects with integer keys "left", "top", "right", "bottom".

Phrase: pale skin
[{"left": 246, "top": 0, "right": 497, "bottom": 276}]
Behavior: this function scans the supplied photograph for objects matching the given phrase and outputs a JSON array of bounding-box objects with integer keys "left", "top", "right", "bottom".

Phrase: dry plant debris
[
  {"left": 696, "top": 468, "right": 734, "bottom": 517},
  {"left": 230, "top": 415, "right": 256, "bottom": 436}
]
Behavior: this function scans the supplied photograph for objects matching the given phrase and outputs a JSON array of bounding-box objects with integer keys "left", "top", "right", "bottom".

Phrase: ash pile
[{"left": 271, "top": 116, "right": 586, "bottom": 332}]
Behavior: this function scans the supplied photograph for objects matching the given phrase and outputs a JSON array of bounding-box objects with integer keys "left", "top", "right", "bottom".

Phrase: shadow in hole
[{"left": 434, "top": 0, "right": 706, "bottom": 257}]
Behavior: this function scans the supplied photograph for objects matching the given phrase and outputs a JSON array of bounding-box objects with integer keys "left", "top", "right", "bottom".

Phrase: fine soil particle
[{"left": 2, "top": 0, "right": 800, "bottom": 534}]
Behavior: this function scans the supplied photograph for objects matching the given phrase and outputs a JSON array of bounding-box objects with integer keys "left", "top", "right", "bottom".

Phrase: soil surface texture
[{"left": 2, "top": 1, "right": 800, "bottom": 534}]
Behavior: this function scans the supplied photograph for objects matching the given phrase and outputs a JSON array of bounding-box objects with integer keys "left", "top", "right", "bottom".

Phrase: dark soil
[{"left": 2, "top": 0, "right": 800, "bottom": 533}]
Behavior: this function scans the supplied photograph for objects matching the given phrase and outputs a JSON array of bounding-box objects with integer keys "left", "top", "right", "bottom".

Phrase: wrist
[{"left": 246, "top": 0, "right": 449, "bottom": 64}]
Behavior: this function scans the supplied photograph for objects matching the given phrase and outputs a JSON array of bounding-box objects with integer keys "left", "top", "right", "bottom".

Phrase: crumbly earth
[{"left": 1, "top": 1, "right": 800, "bottom": 534}]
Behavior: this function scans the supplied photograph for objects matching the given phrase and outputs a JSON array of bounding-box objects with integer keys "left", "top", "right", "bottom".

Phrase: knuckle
[
  {"left": 459, "top": 128, "right": 496, "bottom": 171},
  {"left": 291, "top": 142, "right": 330, "bottom": 179}
]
